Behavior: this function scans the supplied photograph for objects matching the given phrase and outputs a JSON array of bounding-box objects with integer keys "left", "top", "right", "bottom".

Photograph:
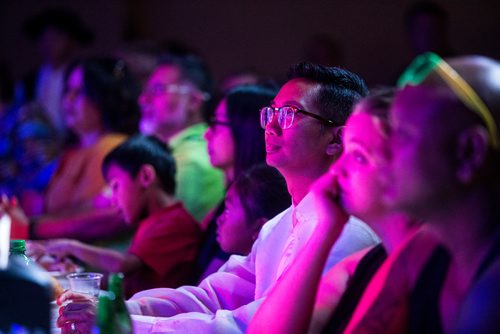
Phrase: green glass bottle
[
  {"left": 96, "top": 294, "right": 113, "bottom": 334},
  {"left": 9, "top": 239, "right": 32, "bottom": 267},
  {"left": 96, "top": 273, "right": 133, "bottom": 334}
]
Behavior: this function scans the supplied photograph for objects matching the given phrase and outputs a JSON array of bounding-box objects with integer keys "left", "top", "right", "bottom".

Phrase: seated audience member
[
  {"left": 217, "top": 164, "right": 291, "bottom": 256},
  {"left": 138, "top": 53, "right": 224, "bottom": 222},
  {"left": 248, "top": 90, "right": 422, "bottom": 334},
  {"left": 5, "top": 57, "right": 140, "bottom": 240},
  {"left": 344, "top": 54, "right": 500, "bottom": 334},
  {"left": 20, "top": 8, "right": 94, "bottom": 135},
  {"left": 57, "top": 62, "right": 379, "bottom": 333},
  {"left": 197, "top": 84, "right": 277, "bottom": 279},
  {"left": 40, "top": 135, "right": 201, "bottom": 298}
]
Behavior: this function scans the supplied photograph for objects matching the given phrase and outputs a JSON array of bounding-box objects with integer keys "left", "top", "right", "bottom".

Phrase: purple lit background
[{"left": 1, "top": 0, "right": 499, "bottom": 87}]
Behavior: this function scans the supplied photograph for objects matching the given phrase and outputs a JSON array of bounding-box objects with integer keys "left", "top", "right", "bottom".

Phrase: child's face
[
  {"left": 106, "top": 164, "right": 145, "bottom": 226},
  {"left": 216, "top": 187, "right": 256, "bottom": 255}
]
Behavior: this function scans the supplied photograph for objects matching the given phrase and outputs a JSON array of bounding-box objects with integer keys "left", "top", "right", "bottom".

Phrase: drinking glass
[{"left": 66, "top": 272, "right": 103, "bottom": 298}]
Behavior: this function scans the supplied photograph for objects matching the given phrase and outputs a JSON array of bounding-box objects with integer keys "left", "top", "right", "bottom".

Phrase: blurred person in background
[
  {"left": 20, "top": 7, "right": 94, "bottom": 135},
  {"left": 4, "top": 57, "right": 140, "bottom": 242},
  {"left": 39, "top": 135, "right": 202, "bottom": 298},
  {"left": 197, "top": 84, "right": 276, "bottom": 280},
  {"left": 138, "top": 53, "right": 224, "bottom": 222}
]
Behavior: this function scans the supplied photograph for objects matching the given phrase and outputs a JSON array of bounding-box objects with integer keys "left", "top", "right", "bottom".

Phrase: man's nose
[{"left": 265, "top": 113, "right": 281, "bottom": 135}]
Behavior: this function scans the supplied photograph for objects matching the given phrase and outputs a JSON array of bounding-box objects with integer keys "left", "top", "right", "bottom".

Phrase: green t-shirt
[{"left": 169, "top": 123, "right": 225, "bottom": 222}]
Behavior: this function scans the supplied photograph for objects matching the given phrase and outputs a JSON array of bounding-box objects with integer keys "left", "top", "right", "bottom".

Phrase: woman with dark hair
[
  {"left": 8, "top": 57, "right": 140, "bottom": 240},
  {"left": 43, "top": 57, "right": 139, "bottom": 214},
  {"left": 196, "top": 84, "right": 277, "bottom": 279},
  {"left": 205, "top": 84, "right": 274, "bottom": 183}
]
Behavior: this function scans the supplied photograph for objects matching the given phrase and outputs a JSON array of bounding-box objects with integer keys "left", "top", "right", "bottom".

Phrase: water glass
[{"left": 66, "top": 272, "right": 103, "bottom": 298}]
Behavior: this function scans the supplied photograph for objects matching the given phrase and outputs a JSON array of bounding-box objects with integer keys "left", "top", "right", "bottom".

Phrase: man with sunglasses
[
  {"left": 57, "top": 62, "right": 379, "bottom": 333},
  {"left": 345, "top": 54, "right": 500, "bottom": 333},
  {"left": 138, "top": 54, "right": 224, "bottom": 222}
]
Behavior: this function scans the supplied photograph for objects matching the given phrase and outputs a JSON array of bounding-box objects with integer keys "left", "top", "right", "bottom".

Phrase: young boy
[{"left": 43, "top": 135, "right": 202, "bottom": 297}]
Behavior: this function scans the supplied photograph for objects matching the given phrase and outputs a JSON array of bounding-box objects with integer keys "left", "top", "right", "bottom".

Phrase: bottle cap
[{"left": 10, "top": 239, "right": 26, "bottom": 252}]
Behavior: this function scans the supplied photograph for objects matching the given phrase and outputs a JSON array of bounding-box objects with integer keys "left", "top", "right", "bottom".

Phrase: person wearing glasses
[
  {"left": 138, "top": 53, "right": 224, "bottom": 222},
  {"left": 344, "top": 54, "right": 500, "bottom": 334},
  {"left": 56, "top": 62, "right": 379, "bottom": 333}
]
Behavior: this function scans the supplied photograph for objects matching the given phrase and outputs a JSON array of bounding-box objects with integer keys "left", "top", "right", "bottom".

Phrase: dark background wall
[{"left": 1, "top": 0, "right": 499, "bottom": 87}]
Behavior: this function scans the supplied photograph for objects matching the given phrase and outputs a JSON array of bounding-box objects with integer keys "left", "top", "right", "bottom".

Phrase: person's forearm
[
  {"left": 248, "top": 217, "right": 345, "bottom": 334},
  {"left": 68, "top": 241, "right": 135, "bottom": 273},
  {"left": 34, "top": 208, "right": 129, "bottom": 241}
]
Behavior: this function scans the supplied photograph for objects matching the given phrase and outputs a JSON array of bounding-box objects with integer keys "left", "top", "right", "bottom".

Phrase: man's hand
[
  {"left": 57, "top": 290, "right": 97, "bottom": 333},
  {"left": 44, "top": 239, "right": 81, "bottom": 259}
]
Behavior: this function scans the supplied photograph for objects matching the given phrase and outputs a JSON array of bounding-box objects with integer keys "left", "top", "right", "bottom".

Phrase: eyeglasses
[
  {"left": 142, "top": 83, "right": 210, "bottom": 100},
  {"left": 207, "top": 116, "right": 231, "bottom": 128},
  {"left": 260, "top": 106, "right": 336, "bottom": 130},
  {"left": 397, "top": 52, "right": 499, "bottom": 150}
]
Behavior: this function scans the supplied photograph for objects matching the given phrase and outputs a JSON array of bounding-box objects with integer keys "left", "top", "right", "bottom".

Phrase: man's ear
[
  {"left": 456, "top": 126, "right": 489, "bottom": 183},
  {"left": 138, "top": 164, "right": 157, "bottom": 188},
  {"left": 251, "top": 217, "right": 268, "bottom": 241},
  {"left": 326, "top": 126, "right": 344, "bottom": 158}
]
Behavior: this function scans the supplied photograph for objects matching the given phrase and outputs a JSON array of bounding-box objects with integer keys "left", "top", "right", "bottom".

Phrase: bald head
[
  {"left": 386, "top": 56, "right": 500, "bottom": 217},
  {"left": 426, "top": 56, "right": 500, "bottom": 130}
]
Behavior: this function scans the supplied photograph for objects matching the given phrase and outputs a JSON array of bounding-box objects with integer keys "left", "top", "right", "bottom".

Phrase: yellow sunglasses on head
[{"left": 397, "top": 52, "right": 499, "bottom": 150}]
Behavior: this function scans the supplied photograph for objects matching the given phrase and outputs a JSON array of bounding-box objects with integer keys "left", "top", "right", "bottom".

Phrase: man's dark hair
[
  {"left": 288, "top": 62, "right": 368, "bottom": 126},
  {"left": 232, "top": 164, "right": 291, "bottom": 225},
  {"left": 158, "top": 53, "right": 214, "bottom": 97},
  {"left": 102, "top": 135, "right": 176, "bottom": 195}
]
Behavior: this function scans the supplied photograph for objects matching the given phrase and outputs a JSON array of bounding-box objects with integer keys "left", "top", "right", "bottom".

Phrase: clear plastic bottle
[
  {"left": 9, "top": 239, "right": 32, "bottom": 267},
  {"left": 1, "top": 240, "right": 51, "bottom": 333}
]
